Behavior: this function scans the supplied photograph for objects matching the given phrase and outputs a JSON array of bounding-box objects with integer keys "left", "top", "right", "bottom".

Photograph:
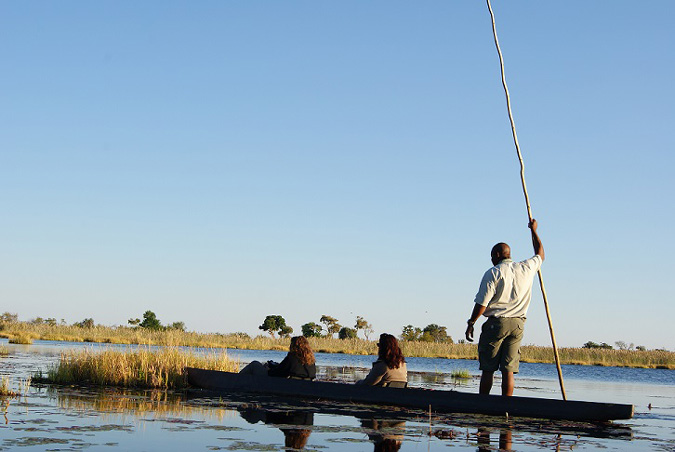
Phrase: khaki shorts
[{"left": 478, "top": 317, "right": 525, "bottom": 373}]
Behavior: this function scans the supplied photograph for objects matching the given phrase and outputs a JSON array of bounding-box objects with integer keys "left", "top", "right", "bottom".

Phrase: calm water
[{"left": 1, "top": 339, "right": 674, "bottom": 451}]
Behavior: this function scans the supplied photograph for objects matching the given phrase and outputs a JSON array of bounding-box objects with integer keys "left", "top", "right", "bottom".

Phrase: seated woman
[
  {"left": 356, "top": 333, "right": 407, "bottom": 386},
  {"left": 239, "top": 336, "right": 316, "bottom": 380}
]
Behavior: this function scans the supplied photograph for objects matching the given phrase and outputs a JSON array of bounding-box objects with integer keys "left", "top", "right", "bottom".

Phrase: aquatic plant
[
  {"left": 0, "top": 345, "right": 9, "bottom": 356},
  {"left": 0, "top": 376, "right": 30, "bottom": 397},
  {"left": 450, "top": 369, "right": 471, "bottom": 379},
  {"left": 37, "top": 347, "right": 238, "bottom": 389},
  {"left": 0, "top": 377, "right": 18, "bottom": 397},
  {"left": 8, "top": 333, "right": 33, "bottom": 345}
]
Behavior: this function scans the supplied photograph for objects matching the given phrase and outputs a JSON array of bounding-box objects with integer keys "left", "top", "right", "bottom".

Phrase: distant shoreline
[{"left": 1, "top": 322, "right": 673, "bottom": 370}]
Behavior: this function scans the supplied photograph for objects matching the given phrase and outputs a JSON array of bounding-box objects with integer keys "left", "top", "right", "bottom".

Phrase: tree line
[
  {"left": 0, "top": 311, "right": 184, "bottom": 332},
  {"left": 583, "top": 340, "right": 647, "bottom": 351},
  {"left": 258, "top": 314, "right": 454, "bottom": 343},
  {"left": 258, "top": 314, "right": 375, "bottom": 340},
  {"left": 0, "top": 311, "right": 656, "bottom": 351}
]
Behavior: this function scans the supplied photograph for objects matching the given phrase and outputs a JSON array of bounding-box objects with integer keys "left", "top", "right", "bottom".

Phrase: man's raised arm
[{"left": 529, "top": 219, "right": 544, "bottom": 261}]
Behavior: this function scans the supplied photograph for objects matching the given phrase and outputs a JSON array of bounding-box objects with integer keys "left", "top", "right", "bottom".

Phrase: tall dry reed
[
  {"left": 38, "top": 347, "right": 238, "bottom": 389},
  {"left": 5, "top": 321, "right": 673, "bottom": 369}
]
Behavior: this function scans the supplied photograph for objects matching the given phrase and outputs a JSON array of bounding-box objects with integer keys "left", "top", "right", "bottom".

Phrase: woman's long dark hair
[
  {"left": 377, "top": 333, "right": 405, "bottom": 369},
  {"left": 290, "top": 336, "right": 315, "bottom": 365}
]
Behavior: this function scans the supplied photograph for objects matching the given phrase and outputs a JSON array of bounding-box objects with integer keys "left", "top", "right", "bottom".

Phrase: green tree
[
  {"left": 75, "top": 318, "right": 95, "bottom": 329},
  {"left": 400, "top": 325, "right": 422, "bottom": 341},
  {"left": 45, "top": 318, "right": 57, "bottom": 327},
  {"left": 320, "top": 315, "right": 341, "bottom": 338},
  {"left": 128, "top": 318, "right": 141, "bottom": 326},
  {"left": 139, "top": 311, "right": 163, "bottom": 330},
  {"left": 420, "top": 324, "right": 452, "bottom": 343},
  {"left": 354, "top": 316, "right": 374, "bottom": 340},
  {"left": 0, "top": 312, "right": 18, "bottom": 323},
  {"left": 168, "top": 321, "right": 186, "bottom": 331},
  {"left": 31, "top": 317, "right": 45, "bottom": 325},
  {"left": 338, "top": 327, "right": 357, "bottom": 340},
  {"left": 279, "top": 325, "right": 294, "bottom": 338},
  {"left": 582, "top": 341, "right": 613, "bottom": 349},
  {"left": 301, "top": 322, "right": 323, "bottom": 338},
  {"left": 259, "top": 315, "right": 288, "bottom": 338}
]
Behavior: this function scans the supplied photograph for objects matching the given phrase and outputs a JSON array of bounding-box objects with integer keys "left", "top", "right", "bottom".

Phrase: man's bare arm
[
  {"left": 529, "top": 219, "right": 544, "bottom": 261},
  {"left": 465, "top": 303, "right": 487, "bottom": 342}
]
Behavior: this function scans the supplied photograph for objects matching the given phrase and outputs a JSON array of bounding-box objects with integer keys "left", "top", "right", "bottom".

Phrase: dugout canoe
[{"left": 186, "top": 368, "right": 633, "bottom": 422}]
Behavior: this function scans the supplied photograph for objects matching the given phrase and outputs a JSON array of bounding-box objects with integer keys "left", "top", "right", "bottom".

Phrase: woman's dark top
[{"left": 267, "top": 353, "right": 316, "bottom": 380}]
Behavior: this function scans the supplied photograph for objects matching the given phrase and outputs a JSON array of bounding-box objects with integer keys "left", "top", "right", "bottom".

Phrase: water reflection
[
  {"left": 46, "top": 385, "right": 232, "bottom": 421},
  {"left": 238, "top": 406, "right": 313, "bottom": 449},
  {"left": 358, "top": 418, "right": 405, "bottom": 452},
  {"left": 477, "top": 426, "right": 512, "bottom": 451}
]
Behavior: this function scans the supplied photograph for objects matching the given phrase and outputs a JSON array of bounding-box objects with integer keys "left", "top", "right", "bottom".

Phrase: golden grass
[
  {"left": 450, "top": 369, "right": 472, "bottom": 379},
  {"left": 0, "top": 376, "right": 30, "bottom": 397},
  {"left": 0, "top": 345, "right": 9, "bottom": 356},
  {"left": 0, "top": 376, "right": 18, "bottom": 397},
  {"left": 36, "top": 347, "right": 239, "bottom": 389},
  {"left": 7, "top": 333, "right": 33, "bottom": 345},
  {"left": 3, "top": 321, "right": 673, "bottom": 369}
]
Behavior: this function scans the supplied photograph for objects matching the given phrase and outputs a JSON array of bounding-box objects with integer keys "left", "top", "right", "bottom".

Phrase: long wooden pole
[{"left": 485, "top": 0, "right": 567, "bottom": 400}]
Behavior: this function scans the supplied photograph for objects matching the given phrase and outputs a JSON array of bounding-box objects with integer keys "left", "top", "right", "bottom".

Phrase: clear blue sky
[{"left": 1, "top": 1, "right": 673, "bottom": 349}]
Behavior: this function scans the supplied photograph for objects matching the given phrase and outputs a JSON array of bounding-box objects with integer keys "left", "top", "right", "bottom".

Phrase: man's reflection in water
[
  {"left": 359, "top": 418, "right": 406, "bottom": 452},
  {"left": 477, "top": 427, "right": 512, "bottom": 451},
  {"left": 238, "top": 406, "right": 313, "bottom": 450}
]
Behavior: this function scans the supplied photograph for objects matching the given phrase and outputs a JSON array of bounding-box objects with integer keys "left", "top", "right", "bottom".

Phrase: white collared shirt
[{"left": 473, "top": 255, "right": 543, "bottom": 318}]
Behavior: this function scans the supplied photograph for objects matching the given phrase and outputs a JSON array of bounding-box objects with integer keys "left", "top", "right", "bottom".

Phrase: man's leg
[
  {"left": 499, "top": 318, "right": 524, "bottom": 397},
  {"left": 479, "top": 371, "right": 494, "bottom": 395},
  {"left": 501, "top": 371, "right": 514, "bottom": 396}
]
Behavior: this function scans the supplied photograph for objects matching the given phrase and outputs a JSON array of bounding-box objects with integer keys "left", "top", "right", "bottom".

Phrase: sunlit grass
[
  {"left": 450, "top": 369, "right": 472, "bottom": 379},
  {"left": 0, "top": 376, "right": 30, "bottom": 397},
  {"left": 7, "top": 333, "right": 33, "bottom": 345},
  {"left": 35, "top": 347, "right": 239, "bottom": 389},
  {"left": 4, "top": 321, "right": 673, "bottom": 369}
]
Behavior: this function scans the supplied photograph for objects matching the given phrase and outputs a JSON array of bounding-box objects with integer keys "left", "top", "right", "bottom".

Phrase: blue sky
[{"left": 1, "top": 1, "right": 673, "bottom": 349}]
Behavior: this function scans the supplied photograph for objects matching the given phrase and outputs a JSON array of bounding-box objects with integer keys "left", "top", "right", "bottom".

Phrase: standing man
[{"left": 465, "top": 219, "right": 544, "bottom": 396}]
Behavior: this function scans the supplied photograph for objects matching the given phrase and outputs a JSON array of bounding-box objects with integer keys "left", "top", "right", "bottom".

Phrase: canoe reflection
[
  {"left": 238, "top": 406, "right": 313, "bottom": 450},
  {"left": 359, "top": 418, "right": 406, "bottom": 452}
]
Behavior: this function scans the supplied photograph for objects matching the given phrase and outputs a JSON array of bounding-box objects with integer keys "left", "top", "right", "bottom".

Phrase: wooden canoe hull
[{"left": 186, "top": 368, "right": 633, "bottom": 422}]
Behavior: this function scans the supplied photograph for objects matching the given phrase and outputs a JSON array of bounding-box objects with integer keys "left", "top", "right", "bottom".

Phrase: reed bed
[
  {"left": 450, "top": 369, "right": 472, "bottom": 379},
  {"left": 7, "top": 333, "right": 33, "bottom": 345},
  {"left": 0, "top": 376, "right": 30, "bottom": 397},
  {"left": 4, "top": 321, "right": 673, "bottom": 369},
  {"left": 0, "top": 345, "right": 9, "bottom": 356},
  {"left": 1, "top": 376, "right": 18, "bottom": 397},
  {"left": 37, "top": 347, "right": 239, "bottom": 389}
]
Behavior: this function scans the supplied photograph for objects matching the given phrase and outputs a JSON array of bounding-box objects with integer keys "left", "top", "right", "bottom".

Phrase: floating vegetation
[
  {"left": 450, "top": 369, "right": 472, "bottom": 379},
  {"left": 0, "top": 345, "right": 9, "bottom": 356},
  {"left": 8, "top": 333, "right": 33, "bottom": 345},
  {"left": 35, "top": 347, "right": 238, "bottom": 389},
  {"left": 1, "top": 376, "right": 31, "bottom": 397}
]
